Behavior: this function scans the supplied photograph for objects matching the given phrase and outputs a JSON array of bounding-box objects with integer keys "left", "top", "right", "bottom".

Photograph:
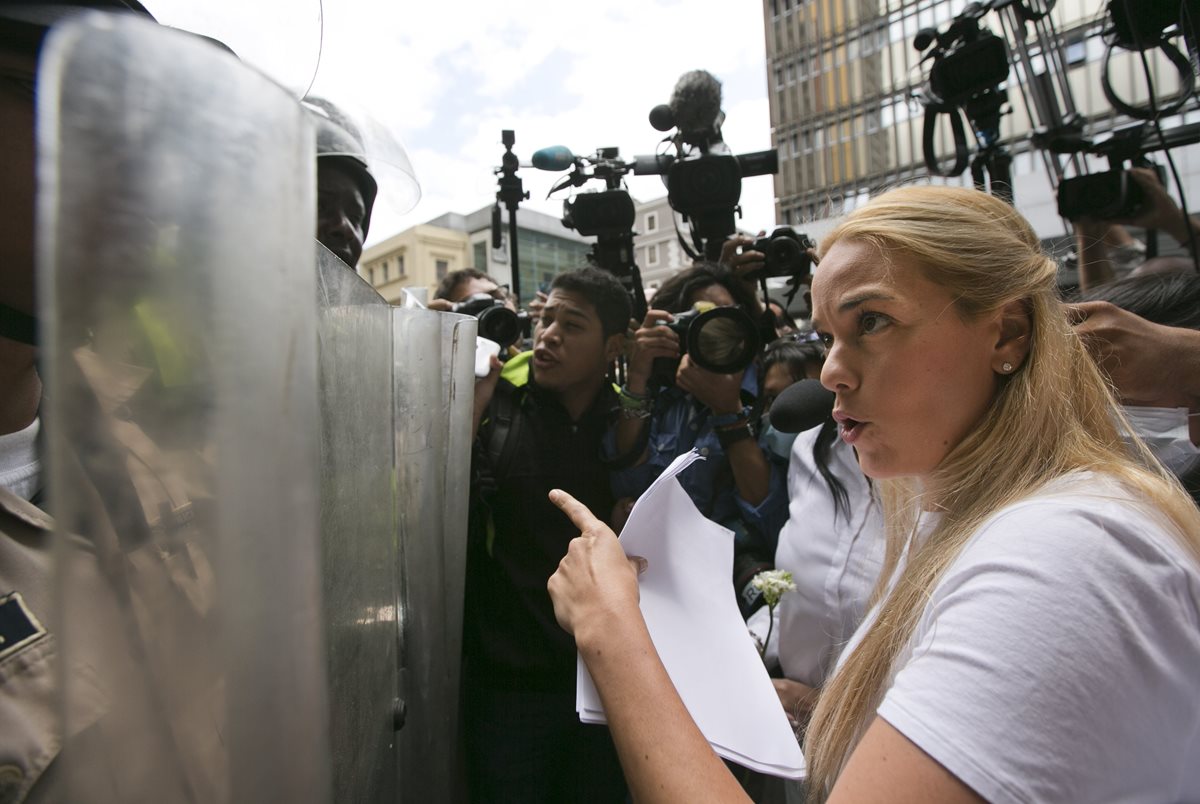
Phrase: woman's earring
[{"left": 1001, "top": 362, "right": 1014, "bottom": 373}]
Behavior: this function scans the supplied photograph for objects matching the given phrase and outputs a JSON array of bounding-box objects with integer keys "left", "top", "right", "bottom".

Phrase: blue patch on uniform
[{"left": 0, "top": 592, "right": 46, "bottom": 661}]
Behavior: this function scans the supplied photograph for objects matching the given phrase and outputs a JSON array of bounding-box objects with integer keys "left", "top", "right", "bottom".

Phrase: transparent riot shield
[
  {"left": 38, "top": 13, "right": 329, "bottom": 803},
  {"left": 392, "top": 307, "right": 477, "bottom": 801},
  {"left": 315, "top": 245, "right": 399, "bottom": 804}
]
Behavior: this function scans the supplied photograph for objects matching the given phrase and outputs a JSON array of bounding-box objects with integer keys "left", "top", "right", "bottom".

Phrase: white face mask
[
  {"left": 1122, "top": 406, "right": 1200, "bottom": 477},
  {"left": 760, "top": 422, "right": 799, "bottom": 461}
]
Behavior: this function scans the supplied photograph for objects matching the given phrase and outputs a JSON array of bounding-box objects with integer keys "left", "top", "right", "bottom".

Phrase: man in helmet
[{"left": 307, "top": 97, "right": 378, "bottom": 269}]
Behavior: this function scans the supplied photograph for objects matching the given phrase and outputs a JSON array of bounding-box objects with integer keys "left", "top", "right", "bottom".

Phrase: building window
[
  {"left": 381, "top": 259, "right": 389, "bottom": 282},
  {"left": 368, "top": 265, "right": 376, "bottom": 285},
  {"left": 473, "top": 241, "right": 487, "bottom": 270},
  {"left": 647, "top": 244, "right": 659, "bottom": 266},
  {"left": 646, "top": 212, "right": 658, "bottom": 232},
  {"left": 436, "top": 259, "right": 449, "bottom": 280},
  {"left": 1065, "top": 39, "right": 1086, "bottom": 67}
]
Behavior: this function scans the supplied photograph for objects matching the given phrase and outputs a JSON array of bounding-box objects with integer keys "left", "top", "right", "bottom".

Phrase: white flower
[{"left": 751, "top": 569, "right": 797, "bottom": 609}]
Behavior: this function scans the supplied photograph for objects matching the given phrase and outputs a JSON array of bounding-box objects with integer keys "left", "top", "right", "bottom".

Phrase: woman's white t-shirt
[{"left": 839, "top": 472, "right": 1200, "bottom": 803}]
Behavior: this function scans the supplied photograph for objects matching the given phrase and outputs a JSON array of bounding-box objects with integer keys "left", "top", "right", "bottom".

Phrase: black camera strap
[
  {"left": 922, "top": 103, "right": 971, "bottom": 178},
  {"left": 1101, "top": 37, "right": 1195, "bottom": 121}
]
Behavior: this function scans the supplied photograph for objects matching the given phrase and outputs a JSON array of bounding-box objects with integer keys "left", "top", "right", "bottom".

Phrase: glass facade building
[{"left": 764, "top": 0, "right": 1199, "bottom": 233}]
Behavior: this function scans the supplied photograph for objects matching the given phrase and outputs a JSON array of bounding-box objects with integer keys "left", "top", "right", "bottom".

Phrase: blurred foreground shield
[{"left": 38, "top": 13, "right": 327, "bottom": 803}]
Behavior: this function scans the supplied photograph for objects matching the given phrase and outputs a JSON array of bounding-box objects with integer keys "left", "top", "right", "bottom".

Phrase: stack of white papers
[{"left": 576, "top": 450, "right": 806, "bottom": 779}]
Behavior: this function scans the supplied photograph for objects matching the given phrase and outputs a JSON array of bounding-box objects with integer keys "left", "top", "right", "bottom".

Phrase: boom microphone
[
  {"left": 768, "top": 379, "right": 835, "bottom": 434},
  {"left": 669, "top": 69, "right": 723, "bottom": 144},
  {"left": 530, "top": 145, "right": 575, "bottom": 171}
]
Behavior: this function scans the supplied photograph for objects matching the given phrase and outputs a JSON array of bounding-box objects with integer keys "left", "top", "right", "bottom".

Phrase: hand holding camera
[
  {"left": 626, "top": 310, "right": 681, "bottom": 394},
  {"left": 675, "top": 354, "right": 744, "bottom": 416}
]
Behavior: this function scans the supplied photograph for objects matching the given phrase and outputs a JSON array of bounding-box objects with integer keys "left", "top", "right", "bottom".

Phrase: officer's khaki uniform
[{"left": 0, "top": 350, "right": 225, "bottom": 804}]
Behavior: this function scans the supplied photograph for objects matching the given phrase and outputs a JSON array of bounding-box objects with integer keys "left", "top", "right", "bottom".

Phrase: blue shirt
[{"left": 604, "top": 365, "right": 789, "bottom": 553}]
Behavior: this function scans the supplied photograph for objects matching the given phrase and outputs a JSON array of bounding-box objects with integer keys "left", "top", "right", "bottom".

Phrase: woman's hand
[{"left": 547, "top": 489, "right": 647, "bottom": 642}]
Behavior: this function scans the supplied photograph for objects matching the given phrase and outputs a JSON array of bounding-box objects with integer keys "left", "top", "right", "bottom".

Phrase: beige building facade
[
  {"left": 359, "top": 224, "right": 470, "bottom": 305},
  {"left": 360, "top": 206, "right": 593, "bottom": 306},
  {"left": 633, "top": 195, "right": 689, "bottom": 290}
]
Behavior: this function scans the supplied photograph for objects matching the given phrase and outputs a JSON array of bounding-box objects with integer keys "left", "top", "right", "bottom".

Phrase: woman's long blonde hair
[{"left": 803, "top": 185, "right": 1200, "bottom": 799}]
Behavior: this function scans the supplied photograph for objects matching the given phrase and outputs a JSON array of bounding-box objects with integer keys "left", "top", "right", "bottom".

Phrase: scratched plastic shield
[
  {"left": 392, "top": 306, "right": 476, "bottom": 801},
  {"left": 316, "top": 244, "right": 401, "bottom": 803},
  {"left": 37, "top": 13, "right": 328, "bottom": 803}
]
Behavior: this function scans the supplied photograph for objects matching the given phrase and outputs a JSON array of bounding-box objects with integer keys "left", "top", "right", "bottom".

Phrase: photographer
[
  {"left": 427, "top": 267, "right": 515, "bottom": 311},
  {"left": 607, "top": 263, "right": 788, "bottom": 569}
]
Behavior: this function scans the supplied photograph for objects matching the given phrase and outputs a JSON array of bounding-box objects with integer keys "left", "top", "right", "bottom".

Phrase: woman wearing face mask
[{"left": 548, "top": 185, "right": 1200, "bottom": 804}]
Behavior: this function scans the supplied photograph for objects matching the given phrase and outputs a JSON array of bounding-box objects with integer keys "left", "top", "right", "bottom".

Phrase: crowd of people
[{"left": 3, "top": 3, "right": 1200, "bottom": 804}]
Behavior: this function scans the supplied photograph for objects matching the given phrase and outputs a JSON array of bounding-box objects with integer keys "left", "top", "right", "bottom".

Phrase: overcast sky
[{"left": 302, "top": 0, "right": 780, "bottom": 246}]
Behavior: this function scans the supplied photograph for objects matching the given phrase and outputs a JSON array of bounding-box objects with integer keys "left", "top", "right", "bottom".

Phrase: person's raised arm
[
  {"left": 676, "top": 357, "right": 771, "bottom": 505},
  {"left": 1068, "top": 301, "right": 1200, "bottom": 409},
  {"left": 613, "top": 310, "right": 678, "bottom": 462},
  {"left": 719, "top": 234, "right": 766, "bottom": 314},
  {"left": 547, "top": 491, "right": 984, "bottom": 804},
  {"left": 546, "top": 489, "right": 751, "bottom": 804},
  {"left": 1074, "top": 219, "right": 1116, "bottom": 290},
  {"left": 1119, "top": 167, "right": 1200, "bottom": 252}
]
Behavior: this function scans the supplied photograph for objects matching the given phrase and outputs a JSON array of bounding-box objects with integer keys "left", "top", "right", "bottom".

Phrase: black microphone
[
  {"left": 668, "top": 69, "right": 723, "bottom": 144},
  {"left": 768, "top": 379, "right": 835, "bottom": 434},
  {"left": 530, "top": 145, "right": 575, "bottom": 171},
  {"left": 649, "top": 104, "right": 674, "bottom": 132}
]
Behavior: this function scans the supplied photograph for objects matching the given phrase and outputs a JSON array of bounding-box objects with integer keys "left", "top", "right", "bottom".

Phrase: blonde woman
[{"left": 546, "top": 185, "right": 1200, "bottom": 803}]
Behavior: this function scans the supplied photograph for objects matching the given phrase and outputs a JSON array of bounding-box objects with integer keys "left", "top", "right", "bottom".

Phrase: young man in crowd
[{"left": 461, "top": 266, "right": 631, "bottom": 803}]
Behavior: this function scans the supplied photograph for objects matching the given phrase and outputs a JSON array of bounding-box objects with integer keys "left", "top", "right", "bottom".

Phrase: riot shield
[
  {"left": 392, "top": 306, "right": 477, "bottom": 802},
  {"left": 38, "top": 13, "right": 329, "bottom": 803},
  {"left": 315, "top": 244, "right": 399, "bottom": 804}
]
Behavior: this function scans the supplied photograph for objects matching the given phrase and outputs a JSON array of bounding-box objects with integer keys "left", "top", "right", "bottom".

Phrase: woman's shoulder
[{"left": 948, "top": 471, "right": 1200, "bottom": 616}]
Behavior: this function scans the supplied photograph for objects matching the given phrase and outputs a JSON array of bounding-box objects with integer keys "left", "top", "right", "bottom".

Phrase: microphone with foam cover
[
  {"left": 530, "top": 145, "right": 576, "bottom": 171},
  {"left": 669, "top": 69, "right": 723, "bottom": 140},
  {"left": 768, "top": 379, "right": 835, "bottom": 434}
]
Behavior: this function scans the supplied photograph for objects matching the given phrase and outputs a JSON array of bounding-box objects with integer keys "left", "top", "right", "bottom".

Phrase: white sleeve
[{"left": 875, "top": 498, "right": 1200, "bottom": 804}]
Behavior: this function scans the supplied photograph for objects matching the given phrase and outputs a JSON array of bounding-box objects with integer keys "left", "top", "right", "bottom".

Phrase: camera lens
[
  {"left": 687, "top": 307, "right": 760, "bottom": 374},
  {"left": 477, "top": 306, "right": 521, "bottom": 350}
]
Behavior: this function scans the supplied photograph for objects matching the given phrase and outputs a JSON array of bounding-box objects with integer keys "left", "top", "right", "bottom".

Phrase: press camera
[{"left": 450, "top": 293, "right": 529, "bottom": 350}]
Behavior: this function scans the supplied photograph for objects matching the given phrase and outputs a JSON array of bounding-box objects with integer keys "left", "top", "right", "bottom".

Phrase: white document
[{"left": 576, "top": 450, "right": 806, "bottom": 779}]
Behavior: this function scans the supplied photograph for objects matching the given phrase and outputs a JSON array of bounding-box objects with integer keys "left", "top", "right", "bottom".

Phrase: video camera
[
  {"left": 529, "top": 144, "right": 646, "bottom": 320},
  {"left": 1051, "top": 124, "right": 1169, "bottom": 221},
  {"left": 912, "top": 2, "right": 1012, "bottom": 199},
  {"left": 634, "top": 70, "right": 779, "bottom": 260},
  {"left": 450, "top": 293, "right": 529, "bottom": 350},
  {"left": 915, "top": 3, "right": 1009, "bottom": 111}
]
